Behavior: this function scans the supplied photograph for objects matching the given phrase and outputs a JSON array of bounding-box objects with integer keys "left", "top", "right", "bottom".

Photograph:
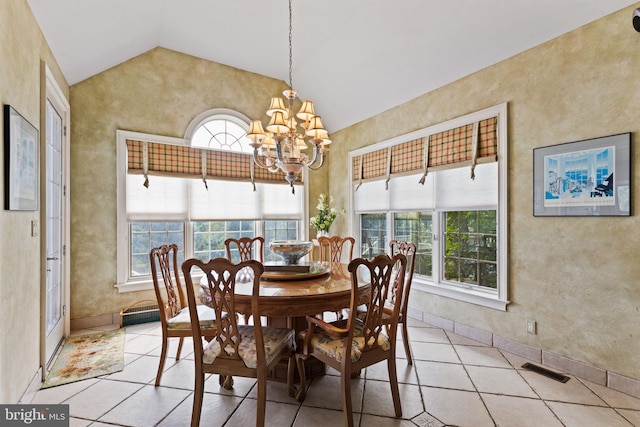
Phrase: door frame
[{"left": 40, "top": 63, "right": 71, "bottom": 373}]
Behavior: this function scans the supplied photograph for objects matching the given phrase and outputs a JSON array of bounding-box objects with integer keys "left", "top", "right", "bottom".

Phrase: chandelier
[{"left": 246, "top": 0, "right": 331, "bottom": 192}]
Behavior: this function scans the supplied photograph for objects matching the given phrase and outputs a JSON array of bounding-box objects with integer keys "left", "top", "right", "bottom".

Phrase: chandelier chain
[{"left": 288, "top": 0, "right": 293, "bottom": 89}]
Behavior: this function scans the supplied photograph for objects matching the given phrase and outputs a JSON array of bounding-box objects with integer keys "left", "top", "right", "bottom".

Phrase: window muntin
[
  {"left": 264, "top": 220, "right": 299, "bottom": 262},
  {"left": 443, "top": 210, "right": 497, "bottom": 289},
  {"left": 194, "top": 221, "right": 257, "bottom": 262},
  {"left": 130, "top": 222, "right": 184, "bottom": 277},
  {"left": 360, "top": 213, "right": 387, "bottom": 258},
  {"left": 393, "top": 212, "right": 433, "bottom": 277},
  {"left": 191, "top": 115, "right": 249, "bottom": 152}
]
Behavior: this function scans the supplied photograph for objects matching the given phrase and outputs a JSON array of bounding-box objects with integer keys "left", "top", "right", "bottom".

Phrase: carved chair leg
[{"left": 295, "top": 354, "right": 307, "bottom": 402}]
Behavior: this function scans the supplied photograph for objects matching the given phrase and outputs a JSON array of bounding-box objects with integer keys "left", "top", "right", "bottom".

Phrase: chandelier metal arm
[{"left": 251, "top": 149, "right": 279, "bottom": 173}]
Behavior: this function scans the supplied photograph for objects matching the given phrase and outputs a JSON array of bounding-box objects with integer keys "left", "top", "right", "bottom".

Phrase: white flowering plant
[{"left": 310, "top": 193, "right": 338, "bottom": 233}]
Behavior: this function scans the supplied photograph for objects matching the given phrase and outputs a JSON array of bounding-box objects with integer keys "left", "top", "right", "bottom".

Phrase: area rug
[{"left": 42, "top": 329, "right": 125, "bottom": 388}]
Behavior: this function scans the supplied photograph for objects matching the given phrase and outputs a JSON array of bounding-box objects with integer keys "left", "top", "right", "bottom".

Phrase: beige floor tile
[
  {"left": 362, "top": 380, "right": 423, "bottom": 419},
  {"left": 158, "top": 391, "right": 243, "bottom": 427},
  {"left": 224, "top": 399, "right": 299, "bottom": 426},
  {"left": 520, "top": 371, "right": 607, "bottom": 406},
  {"left": 203, "top": 373, "right": 257, "bottom": 397},
  {"left": 31, "top": 378, "right": 99, "bottom": 404},
  {"left": 365, "top": 359, "right": 418, "bottom": 385},
  {"left": 454, "top": 345, "right": 512, "bottom": 368},
  {"left": 293, "top": 405, "right": 360, "bottom": 426},
  {"left": 56, "top": 319, "right": 640, "bottom": 427},
  {"left": 547, "top": 401, "right": 636, "bottom": 427},
  {"left": 64, "top": 379, "right": 143, "bottom": 420},
  {"left": 446, "top": 331, "right": 489, "bottom": 347},
  {"left": 300, "top": 374, "right": 364, "bottom": 411},
  {"left": 146, "top": 335, "right": 195, "bottom": 359},
  {"left": 582, "top": 379, "right": 640, "bottom": 410},
  {"left": 481, "top": 393, "right": 564, "bottom": 427},
  {"left": 499, "top": 349, "right": 541, "bottom": 368},
  {"left": 246, "top": 378, "right": 301, "bottom": 404},
  {"left": 405, "top": 327, "right": 450, "bottom": 344},
  {"left": 124, "top": 333, "right": 162, "bottom": 354},
  {"left": 618, "top": 409, "right": 640, "bottom": 426},
  {"left": 68, "top": 417, "right": 91, "bottom": 427},
  {"left": 414, "top": 360, "right": 475, "bottom": 391},
  {"left": 421, "top": 386, "right": 494, "bottom": 427},
  {"left": 466, "top": 365, "right": 538, "bottom": 398},
  {"left": 406, "top": 317, "right": 430, "bottom": 327},
  {"left": 360, "top": 413, "right": 418, "bottom": 426},
  {"left": 98, "top": 384, "right": 190, "bottom": 426},
  {"left": 105, "top": 354, "right": 160, "bottom": 384},
  {"left": 157, "top": 358, "right": 196, "bottom": 390},
  {"left": 411, "top": 342, "right": 460, "bottom": 363},
  {"left": 124, "top": 322, "right": 162, "bottom": 335}
]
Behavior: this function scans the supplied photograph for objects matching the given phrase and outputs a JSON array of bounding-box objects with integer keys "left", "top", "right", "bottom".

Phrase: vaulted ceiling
[{"left": 27, "top": 0, "right": 637, "bottom": 131}]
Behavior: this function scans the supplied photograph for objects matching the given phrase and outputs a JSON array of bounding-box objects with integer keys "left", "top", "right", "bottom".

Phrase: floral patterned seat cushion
[
  {"left": 167, "top": 304, "right": 216, "bottom": 330},
  {"left": 309, "top": 319, "right": 391, "bottom": 363},
  {"left": 202, "top": 325, "right": 294, "bottom": 369}
]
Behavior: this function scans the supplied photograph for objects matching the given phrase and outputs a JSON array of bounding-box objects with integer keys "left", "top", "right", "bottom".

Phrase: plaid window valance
[
  {"left": 353, "top": 116, "right": 498, "bottom": 182},
  {"left": 126, "top": 139, "right": 297, "bottom": 186}
]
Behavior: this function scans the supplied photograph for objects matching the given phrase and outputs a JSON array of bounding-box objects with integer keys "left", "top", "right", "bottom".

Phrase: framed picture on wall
[
  {"left": 4, "top": 105, "right": 39, "bottom": 211},
  {"left": 533, "top": 133, "right": 631, "bottom": 216}
]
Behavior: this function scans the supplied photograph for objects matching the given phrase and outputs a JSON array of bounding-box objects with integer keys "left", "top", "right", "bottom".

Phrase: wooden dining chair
[
  {"left": 181, "top": 257, "right": 297, "bottom": 427},
  {"left": 149, "top": 244, "right": 216, "bottom": 386},
  {"left": 224, "top": 236, "right": 264, "bottom": 263},
  {"left": 388, "top": 240, "right": 417, "bottom": 365},
  {"left": 356, "top": 240, "right": 417, "bottom": 364},
  {"left": 314, "top": 235, "right": 355, "bottom": 264},
  {"left": 296, "top": 253, "right": 407, "bottom": 427},
  {"left": 313, "top": 235, "right": 355, "bottom": 320}
]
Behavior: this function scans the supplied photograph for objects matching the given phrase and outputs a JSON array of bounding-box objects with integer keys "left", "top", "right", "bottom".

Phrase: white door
[
  {"left": 44, "top": 98, "right": 64, "bottom": 363},
  {"left": 43, "top": 68, "right": 70, "bottom": 367}
]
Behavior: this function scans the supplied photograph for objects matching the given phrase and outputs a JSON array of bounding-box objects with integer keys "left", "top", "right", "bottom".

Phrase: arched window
[{"left": 188, "top": 110, "right": 250, "bottom": 152}]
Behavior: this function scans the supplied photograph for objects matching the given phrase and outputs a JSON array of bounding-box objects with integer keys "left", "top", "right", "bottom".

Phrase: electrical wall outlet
[{"left": 526, "top": 319, "right": 537, "bottom": 335}]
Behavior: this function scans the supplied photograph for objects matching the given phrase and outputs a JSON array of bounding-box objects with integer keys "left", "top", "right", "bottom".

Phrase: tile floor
[{"left": 30, "top": 318, "right": 640, "bottom": 427}]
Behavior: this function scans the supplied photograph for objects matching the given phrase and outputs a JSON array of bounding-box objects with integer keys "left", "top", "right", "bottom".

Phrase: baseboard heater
[
  {"left": 120, "top": 299, "right": 160, "bottom": 327},
  {"left": 521, "top": 362, "right": 570, "bottom": 383}
]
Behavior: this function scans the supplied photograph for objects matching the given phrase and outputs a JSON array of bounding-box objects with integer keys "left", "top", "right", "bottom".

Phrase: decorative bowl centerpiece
[{"left": 269, "top": 240, "right": 313, "bottom": 265}]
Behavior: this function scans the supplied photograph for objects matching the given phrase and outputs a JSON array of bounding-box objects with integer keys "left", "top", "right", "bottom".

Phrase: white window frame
[
  {"left": 349, "top": 103, "right": 508, "bottom": 310},
  {"left": 116, "top": 126, "right": 309, "bottom": 293}
]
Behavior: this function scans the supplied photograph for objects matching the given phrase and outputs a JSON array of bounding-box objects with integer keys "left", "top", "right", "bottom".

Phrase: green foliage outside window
[{"left": 444, "top": 210, "right": 497, "bottom": 289}]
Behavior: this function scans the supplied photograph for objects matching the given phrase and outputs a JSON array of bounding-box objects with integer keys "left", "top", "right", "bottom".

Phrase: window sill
[
  {"left": 413, "top": 278, "right": 509, "bottom": 311},
  {"left": 115, "top": 272, "right": 205, "bottom": 294},
  {"left": 115, "top": 279, "right": 154, "bottom": 293}
]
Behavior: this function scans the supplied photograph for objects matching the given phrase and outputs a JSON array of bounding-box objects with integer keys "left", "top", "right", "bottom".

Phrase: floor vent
[{"left": 521, "top": 363, "right": 570, "bottom": 383}]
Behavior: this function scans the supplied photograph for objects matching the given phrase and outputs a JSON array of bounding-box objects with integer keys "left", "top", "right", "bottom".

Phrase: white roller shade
[
  {"left": 353, "top": 180, "right": 388, "bottom": 212},
  {"left": 435, "top": 162, "right": 498, "bottom": 209},
  {"left": 126, "top": 174, "right": 188, "bottom": 221},
  {"left": 190, "top": 179, "right": 303, "bottom": 220},
  {"left": 389, "top": 173, "right": 435, "bottom": 210}
]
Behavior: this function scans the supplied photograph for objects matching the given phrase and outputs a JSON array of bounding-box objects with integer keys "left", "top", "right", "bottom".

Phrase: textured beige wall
[
  {"left": 330, "top": 5, "right": 640, "bottom": 381},
  {"left": 70, "top": 47, "right": 290, "bottom": 319},
  {"left": 0, "top": 0, "right": 69, "bottom": 404}
]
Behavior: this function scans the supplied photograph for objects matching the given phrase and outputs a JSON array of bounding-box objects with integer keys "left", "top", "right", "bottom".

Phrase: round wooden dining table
[
  {"left": 199, "top": 262, "right": 370, "bottom": 318},
  {"left": 199, "top": 261, "right": 370, "bottom": 382}
]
